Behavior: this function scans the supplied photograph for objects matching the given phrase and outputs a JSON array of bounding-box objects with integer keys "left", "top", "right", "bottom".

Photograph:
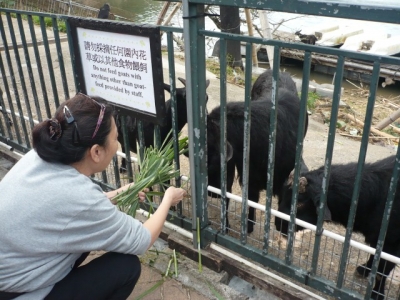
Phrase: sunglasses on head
[{"left": 63, "top": 93, "right": 106, "bottom": 144}]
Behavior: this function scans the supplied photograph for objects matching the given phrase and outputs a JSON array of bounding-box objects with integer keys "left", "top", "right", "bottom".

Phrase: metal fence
[{"left": 1, "top": 1, "right": 400, "bottom": 299}]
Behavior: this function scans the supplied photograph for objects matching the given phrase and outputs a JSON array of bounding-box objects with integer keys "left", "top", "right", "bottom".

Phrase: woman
[{"left": 0, "top": 93, "right": 186, "bottom": 300}]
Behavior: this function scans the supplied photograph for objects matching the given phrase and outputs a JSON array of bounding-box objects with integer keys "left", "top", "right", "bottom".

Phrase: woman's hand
[
  {"left": 106, "top": 183, "right": 149, "bottom": 205},
  {"left": 163, "top": 186, "right": 186, "bottom": 207},
  {"left": 138, "top": 188, "right": 149, "bottom": 202}
]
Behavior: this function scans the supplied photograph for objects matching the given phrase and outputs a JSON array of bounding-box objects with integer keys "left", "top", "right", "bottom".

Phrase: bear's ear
[
  {"left": 298, "top": 177, "right": 308, "bottom": 193},
  {"left": 324, "top": 207, "right": 332, "bottom": 221},
  {"left": 178, "top": 77, "right": 186, "bottom": 86},
  {"left": 286, "top": 170, "right": 295, "bottom": 188}
]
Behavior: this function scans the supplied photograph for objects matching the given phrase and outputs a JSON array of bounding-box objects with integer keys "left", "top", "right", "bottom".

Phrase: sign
[{"left": 68, "top": 18, "right": 166, "bottom": 125}]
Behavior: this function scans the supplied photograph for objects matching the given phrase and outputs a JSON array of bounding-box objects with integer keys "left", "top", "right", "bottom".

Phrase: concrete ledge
[{"left": 0, "top": 143, "right": 23, "bottom": 164}]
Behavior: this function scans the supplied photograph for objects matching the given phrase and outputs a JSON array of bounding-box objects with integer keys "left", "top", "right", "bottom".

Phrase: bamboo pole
[
  {"left": 156, "top": 2, "right": 171, "bottom": 26},
  {"left": 343, "top": 113, "right": 397, "bottom": 139},
  {"left": 259, "top": 10, "right": 274, "bottom": 69},
  {"left": 162, "top": 3, "right": 182, "bottom": 26},
  {"left": 374, "top": 108, "right": 400, "bottom": 131},
  {"left": 244, "top": 9, "right": 258, "bottom": 67}
]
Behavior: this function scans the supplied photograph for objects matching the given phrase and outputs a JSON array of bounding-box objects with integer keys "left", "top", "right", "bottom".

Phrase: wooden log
[
  {"left": 259, "top": 10, "right": 274, "bottom": 69},
  {"left": 156, "top": 2, "right": 170, "bottom": 25},
  {"left": 162, "top": 2, "right": 182, "bottom": 26},
  {"left": 280, "top": 49, "right": 400, "bottom": 80},
  {"left": 374, "top": 107, "right": 400, "bottom": 130},
  {"left": 343, "top": 113, "right": 398, "bottom": 139},
  {"left": 244, "top": 8, "right": 258, "bottom": 66}
]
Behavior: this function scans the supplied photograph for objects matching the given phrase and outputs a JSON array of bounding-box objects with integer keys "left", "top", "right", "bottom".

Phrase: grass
[
  {"left": 31, "top": 15, "right": 67, "bottom": 33},
  {"left": 306, "top": 91, "right": 319, "bottom": 111},
  {"left": 206, "top": 58, "right": 257, "bottom": 86}
]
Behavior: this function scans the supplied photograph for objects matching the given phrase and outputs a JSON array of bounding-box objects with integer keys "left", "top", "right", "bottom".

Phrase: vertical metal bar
[
  {"left": 240, "top": 42, "right": 253, "bottom": 244},
  {"left": 336, "top": 61, "right": 380, "bottom": 290},
  {"left": 310, "top": 55, "right": 345, "bottom": 273},
  {"left": 219, "top": 38, "right": 228, "bottom": 234},
  {"left": 137, "top": 120, "right": 145, "bottom": 163},
  {"left": 182, "top": 0, "right": 208, "bottom": 248},
  {"left": 264, "top": 46, "right": 281, "bottom": 254},
  {"left": 112, "top": 155, "right": 122, "bottom": 189},
  {"left": 283, "top": 51, "right": 312, "bottom": 261},
  {"left": 28, "top": 15, "right": 51, "bottom": 118},
  {"left": 364, "top": 150, "right": 400, "bottom": 300},
  {"left": 0, "top": 87, "right": 10, "bottom": 138},
  {"left": 40, "top": 16, "right": 60, "bottom": 108},
  {"left": 52, "top": 17, "right": 69, "bottom": 100},
  {"left": 1, "top": 13, "right": 24, "bottom": 145},
  {"left": 66, "top": 17, "right": 80, "bottom": 93},
  {"left": 17, "top": 13, "right": 41, "bottom": 124},
  {"left": 7, "top": 13, "right": 33, "bottom": 144},
  {"left": 101, "top": 170, "right": 108, "bottom": 185},
  {"left": 153, "top": 125, "right": 161, "bottom": 149},
  {"left": 120, "top": 116, "right": 134, "bottom": 181},
  {"left": 166, "top": 31, "right": 183, "bottom": 215},
  {"left": 0, "top": 60, "right": 13, "bottom": 139}
]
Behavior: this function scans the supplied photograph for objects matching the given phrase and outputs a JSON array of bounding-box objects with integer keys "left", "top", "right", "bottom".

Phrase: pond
[{"left": 75, "top": 0, "right": 164, "bottom": 23}]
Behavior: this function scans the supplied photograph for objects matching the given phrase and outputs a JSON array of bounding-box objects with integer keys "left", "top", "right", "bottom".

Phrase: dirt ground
[{"left": 314, "top": 86, "right": 400, "bottom": 147}]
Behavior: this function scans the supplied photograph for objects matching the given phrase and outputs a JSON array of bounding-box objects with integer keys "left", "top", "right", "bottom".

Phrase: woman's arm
[
  {"left": 143, "top": 186, "right": 186, "bottom": 247},
  {"left": 104, "top": 183, "right": 146, "bottom": 205}
]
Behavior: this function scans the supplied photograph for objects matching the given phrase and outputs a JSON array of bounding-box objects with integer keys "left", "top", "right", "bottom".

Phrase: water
[
  {"left": 75, "top": 2, "right": 400, "bottom": 39},
  {"left": 75, "top": 0, "right": 163, "bottom": 23}
]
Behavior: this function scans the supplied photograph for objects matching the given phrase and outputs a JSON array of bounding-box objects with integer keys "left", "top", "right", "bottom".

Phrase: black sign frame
[{"left": 68, "top": 17, "right": 166, "bottom": 125}]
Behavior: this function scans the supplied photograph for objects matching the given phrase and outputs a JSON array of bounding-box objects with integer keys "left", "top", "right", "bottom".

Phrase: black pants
[{"left": 44, "top": 252, "right": 141, "bottom": 300}]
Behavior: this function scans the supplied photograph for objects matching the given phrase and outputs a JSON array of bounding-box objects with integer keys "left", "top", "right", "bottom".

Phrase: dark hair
[{"left": 32, "top": 93, "right": 114, "bottom": 164}]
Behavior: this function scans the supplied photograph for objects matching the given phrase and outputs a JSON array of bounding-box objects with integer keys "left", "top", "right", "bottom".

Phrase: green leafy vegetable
[{"left": 113, "top": 133, "right": 188, "bottom": 217}]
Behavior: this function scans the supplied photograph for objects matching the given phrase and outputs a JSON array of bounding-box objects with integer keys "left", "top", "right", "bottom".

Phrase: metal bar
[
  {"left": 200, "top": 30, "right": 400, "bottom": 66},
  {"left": 190, "top": 0, "right": 400, "bottom": 24},
  {"left": 240, "top": 42, "right": 253, "bottom": 244},
  {"left": 310, "top": 55, "right": 345, "bottom": 274},
  {"left": 205, "top": 227, "right": 362, "bottom": 299},
  {"left": 219, "top": 38, "right": 228, "bottom": 234},
  {"left": 336, "top": 61, "right": 380, "bottom": 289},
  {"left": 365, "top": 155, "right": 400, "bottom": 299},
  {"left": 0, "top": 79, "right": 13, "bottom": 139},
  {"left": 1, "top": 13, "right": 24, "bottom": 146},
  {"left": 7, "top": 13, "right": 33, "bottom": 146},
  {"left": 283, "top": 51, "right": 312, "bottom": 258},
  {"left": 182, "top": 0, "right": 208, "bottom": 248},
  {"left": 101, "top": 170, "right": 108, "bottom": 185},
  {"left": 166, "top": 31, "right": 183, "bottom": 215},
  {"left": 112, "top": 155, "right": 122, "bottom": 189},
  {"left": 65, "top": 16, "right": 79, "bottom": 93},
  {"left": 52, "top": 17, "right": 69, "bottom": 100},
  {"left": 27, "top": 15, "right": 52, "bottom": 119},
  {"left": 16, "top": 13, "right": 41, "bottom": 125},
  {"left": 137, "top": 120, "right": 145, "bottom": 164},
  {"left": 40, "top": 16, "right": 60, "bottom": 108},
  {"left": 120, "top": 116, "right": 134, "bottom": 181},
  {"left": 264, "top": 46, "right": 281, "bottom": 254}
]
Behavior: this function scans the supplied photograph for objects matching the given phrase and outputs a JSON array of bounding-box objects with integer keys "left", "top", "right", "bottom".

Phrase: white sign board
[
  {"left": 68, "top": 18, "right": 166, "bottom": 124},
  {"left": 77, "top": 28, "right": 156, "bottom": 114}
]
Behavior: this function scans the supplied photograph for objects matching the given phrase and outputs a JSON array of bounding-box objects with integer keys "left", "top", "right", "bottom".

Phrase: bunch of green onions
[{"left": 113, "top": 134, "right": 188, "bottom": 218}]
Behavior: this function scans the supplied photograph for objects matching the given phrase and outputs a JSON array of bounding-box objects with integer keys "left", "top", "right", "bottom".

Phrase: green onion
[{"left": 113, "top": 132, "right": 188, "bottom": 218}]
